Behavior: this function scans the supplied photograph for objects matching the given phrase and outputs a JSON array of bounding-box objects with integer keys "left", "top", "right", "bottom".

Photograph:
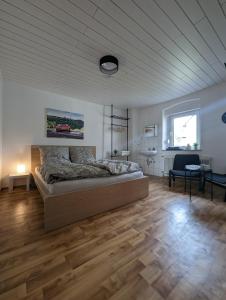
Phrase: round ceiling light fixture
[{"left": 99, "top": 55, "right": 118, "bottom": 75}]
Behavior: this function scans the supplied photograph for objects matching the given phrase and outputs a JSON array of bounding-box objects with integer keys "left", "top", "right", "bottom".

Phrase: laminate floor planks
[{"left": 0, "top": 177, "right": 226, "bottom": 299}]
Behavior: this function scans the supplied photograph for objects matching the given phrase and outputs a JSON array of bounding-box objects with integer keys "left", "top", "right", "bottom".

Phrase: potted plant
[
  {"left": 113, "top": 149, "right": 118, "bottom": 156},
  {"left": 193, "top": 143, "right": 198, "bottom": 150}
]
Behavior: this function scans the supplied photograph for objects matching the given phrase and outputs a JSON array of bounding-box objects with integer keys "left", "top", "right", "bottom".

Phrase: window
[{"left": 167, "top": 109, "right": 200, "bottom": 149}]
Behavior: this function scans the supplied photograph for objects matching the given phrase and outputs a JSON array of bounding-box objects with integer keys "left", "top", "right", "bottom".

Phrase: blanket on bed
[
  {"left": 39, "top": 158, "right": 141, "bottom": 184},
  {"left": 88, "top": 159, "right": 141, "bottom": 175}
]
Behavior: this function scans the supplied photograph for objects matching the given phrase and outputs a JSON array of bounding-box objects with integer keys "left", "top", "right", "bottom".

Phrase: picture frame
[{"left": 46, "top": 108, "right": 84, "bottom": 139}]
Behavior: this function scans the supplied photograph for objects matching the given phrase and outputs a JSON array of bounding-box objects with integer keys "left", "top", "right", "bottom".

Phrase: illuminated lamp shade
[{"left": 17, "top": 164, "right": 26, "bottom": 174}]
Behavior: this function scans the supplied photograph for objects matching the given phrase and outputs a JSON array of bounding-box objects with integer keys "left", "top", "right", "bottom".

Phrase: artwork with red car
[
  {"left": 56, "top": 124, "right": 71, "bottom": 132},
  {"left": 46, "top": 108, "right": 84, "bottom": 139}
]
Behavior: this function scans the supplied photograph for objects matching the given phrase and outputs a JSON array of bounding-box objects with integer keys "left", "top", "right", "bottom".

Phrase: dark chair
[
  {"left": 204, "top": 172, "right": 226, "bottom": 202},
  {"left": 169, "top": 154, "right": 201, "bottom": 191}
]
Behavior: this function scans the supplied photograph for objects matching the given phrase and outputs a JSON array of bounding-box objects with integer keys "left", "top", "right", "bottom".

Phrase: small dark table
[
  {"left": 185, "top": 165, "right": 201, "bottom": 201},
  {"left": 185, "top": 165, "right": 212, "bottom": 201},
  {"left": 202, "top": 169, "right": 213, "bottom": 200}
]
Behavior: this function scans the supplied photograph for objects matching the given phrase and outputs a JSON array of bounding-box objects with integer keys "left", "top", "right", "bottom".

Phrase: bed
[{"left": 31, "top": 145, "right": 149, "bottom": 231}]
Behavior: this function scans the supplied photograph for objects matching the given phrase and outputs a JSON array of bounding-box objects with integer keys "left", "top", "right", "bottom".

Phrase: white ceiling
[{"left": 0, "top": 0, "right": 226, "bottom": 107}]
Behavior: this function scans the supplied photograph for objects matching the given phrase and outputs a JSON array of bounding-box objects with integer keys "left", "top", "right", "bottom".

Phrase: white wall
[
  {"left": 2, "top": 78, "right": 226, "bottom": 186},
  {"left": 131, "top": 81, "right": 226, "bottom": 176},
  {"left": 2, "top": 80, "right": 104, "bottom": 187},
  {"left": 0, "top": 73, "right": 3, "bottom": 189}
]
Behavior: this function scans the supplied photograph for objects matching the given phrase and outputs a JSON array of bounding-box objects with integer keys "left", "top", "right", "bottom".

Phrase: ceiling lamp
[{"left": 99, "top": 55, "right": 118, "bottom": 75}]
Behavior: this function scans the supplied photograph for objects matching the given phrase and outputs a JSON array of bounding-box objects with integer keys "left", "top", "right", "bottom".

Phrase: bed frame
[{"left": 31, "top": 145, "right": 149, "bottom": 231}]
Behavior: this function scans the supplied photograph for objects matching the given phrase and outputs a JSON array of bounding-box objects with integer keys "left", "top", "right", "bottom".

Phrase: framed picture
[
  {"left": 144, "top": 125, "right": 157, "bottom": 137},
  {"left": 46, "top": 108, "right": 84, "bottom": 139}
]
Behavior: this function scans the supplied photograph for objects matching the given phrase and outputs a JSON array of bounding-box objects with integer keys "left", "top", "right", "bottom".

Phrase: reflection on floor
[{"left": 0, "top": 177, "right": 226, "bottom": 300}]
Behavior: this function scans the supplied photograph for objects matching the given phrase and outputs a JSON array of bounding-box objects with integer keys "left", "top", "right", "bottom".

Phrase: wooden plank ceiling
[{"left": 0, "top": 0, "right": 226, "bottom": 107}]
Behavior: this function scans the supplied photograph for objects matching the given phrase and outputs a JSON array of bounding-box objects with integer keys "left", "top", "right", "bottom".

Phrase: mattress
[{"left": 35, "top": 167, "right": 144, "bottom": 195}]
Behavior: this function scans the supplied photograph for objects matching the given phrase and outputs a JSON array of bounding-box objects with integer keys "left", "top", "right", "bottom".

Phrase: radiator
[{"left": 162, "top": 155, "right": 212, "bottom": 176}]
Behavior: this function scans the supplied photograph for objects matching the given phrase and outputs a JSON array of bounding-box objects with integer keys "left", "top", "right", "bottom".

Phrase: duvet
[{"left": 39, "top": 158, "right": 141, "bottom": 184}]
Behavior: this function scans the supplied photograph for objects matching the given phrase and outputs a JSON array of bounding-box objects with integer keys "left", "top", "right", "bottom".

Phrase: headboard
[{"left": 31, "top": 145, "right": 96, "bottom": 175}]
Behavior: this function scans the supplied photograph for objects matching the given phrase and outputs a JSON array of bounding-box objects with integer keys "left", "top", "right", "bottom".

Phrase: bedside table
[{"left": 8, "top": 173, "right": 31, "bottom": 192}]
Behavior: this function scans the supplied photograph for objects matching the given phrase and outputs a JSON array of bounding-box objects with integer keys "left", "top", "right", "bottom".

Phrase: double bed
[{"left": 31, "top": 145, "right": 149, "bottom": 231}]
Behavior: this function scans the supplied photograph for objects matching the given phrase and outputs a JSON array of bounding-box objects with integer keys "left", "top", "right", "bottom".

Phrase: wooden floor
[{"left": 1, "top": 177, "right": 226, "bottom": 300}]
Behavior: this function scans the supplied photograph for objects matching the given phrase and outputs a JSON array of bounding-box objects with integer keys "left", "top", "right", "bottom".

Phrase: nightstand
[{"left": 8, "top": 173, "right": 31, "bottom": 192}]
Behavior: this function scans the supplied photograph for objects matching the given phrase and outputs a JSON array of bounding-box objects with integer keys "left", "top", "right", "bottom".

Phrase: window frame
[{"left": 167, "top": 109, "right": 200, "bottom": 149}]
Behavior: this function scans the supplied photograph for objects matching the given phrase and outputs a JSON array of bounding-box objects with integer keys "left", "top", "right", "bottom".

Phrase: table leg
[
  {"left": 211, "top": 171, "right": 213, "bottom": 201},
  {"left": 201, "top": 171, "right": 205, "bottom": 193},
  {"left": 199, "top": 173, "right": 203, "bottom": 192},
  {"left": 8, "top": 178, "right": 13, "bottom": 193},
  {"left": 26, "top": 175, "right": 30, "bottom": 191},
  {"left": 190, "top": 170, "right": 192, "bottom": 201}
]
